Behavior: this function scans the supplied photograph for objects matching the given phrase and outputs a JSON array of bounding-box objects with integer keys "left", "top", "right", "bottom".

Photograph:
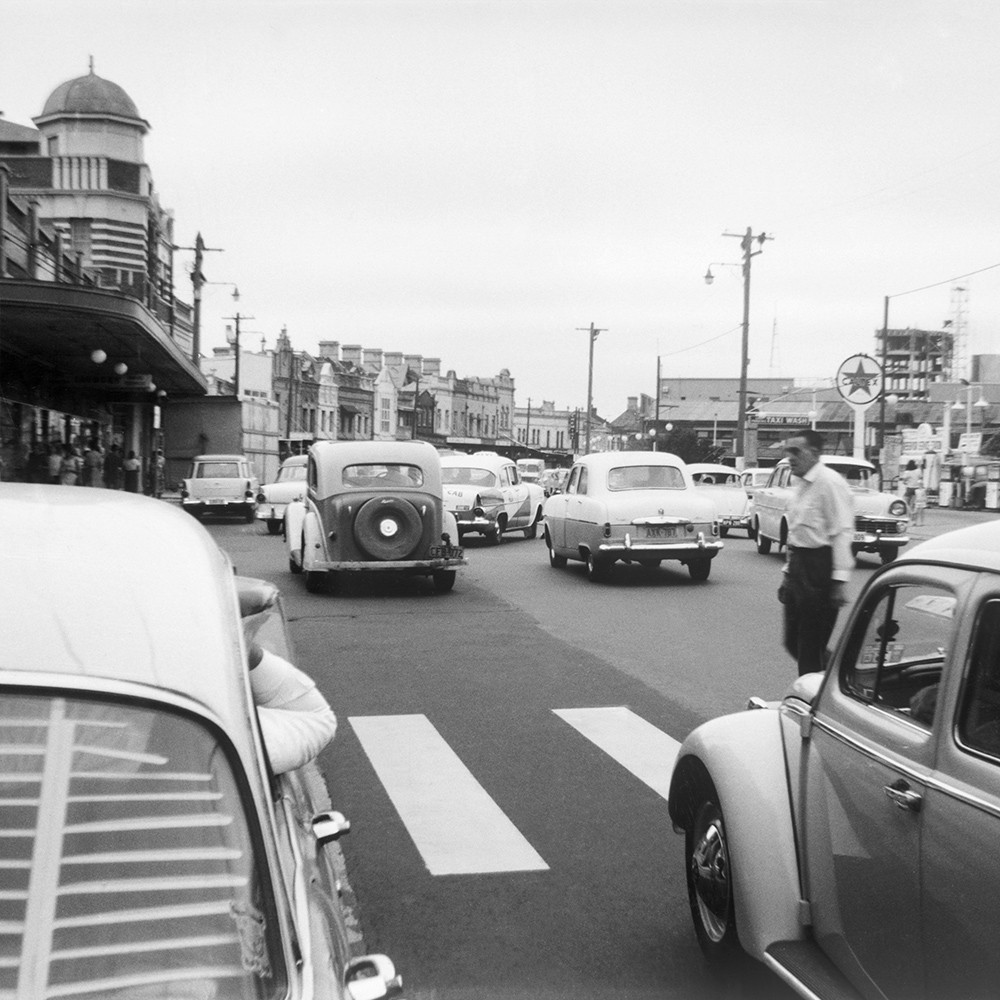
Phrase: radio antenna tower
[{"left": 948, "top": 283, "right": 970, "bottom": 381}]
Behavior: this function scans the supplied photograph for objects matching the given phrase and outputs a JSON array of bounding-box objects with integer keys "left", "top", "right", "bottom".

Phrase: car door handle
[{"left": 883, "top": 778, "right": 922, "bottom": 813}]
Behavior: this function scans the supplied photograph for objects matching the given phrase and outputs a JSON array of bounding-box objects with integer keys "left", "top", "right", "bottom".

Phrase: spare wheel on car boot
[{"left": 354, "top": 496, "right": 424, "bottom": 559}]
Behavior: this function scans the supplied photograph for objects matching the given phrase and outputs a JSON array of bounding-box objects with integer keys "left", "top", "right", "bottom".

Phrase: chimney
[
  {"left": 317, "top": 340, "right": 340, "bottom": 360},
  {"left": 384, "top": 351, "right": 404, "bottom": 366},
  {"left": 423, "top": 357, "right": 441, "bottom": 377},
  {"left": 363, "top": 348, "right": 383, "bottom": 368},
  {"left": 341, "top": 344, "right": 362, "bottom": 364},
  {"left": 628, "top": 396, "right": 638, "bottom": 411},
  {"left": 404, "top": 354, "right": 423, "bottom": 372}
]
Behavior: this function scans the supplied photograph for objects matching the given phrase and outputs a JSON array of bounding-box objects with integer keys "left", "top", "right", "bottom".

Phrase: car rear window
[
  {"left": 276, "top": 464, "right": 307, "bottom": 483},
  {"left": 0, "top": 692, "right": 286, "bottom": 999},
  {"left": 343, "top": 463, "right": 424, "bottom": 487},
  {"left": 442, "top": 467, "right": 497, "bottom": 487},
  {"left": 607, "top": 465, "right": 685, "bottom": 490},
  {"left": 195, "top": 463, "right": 241, "bottom": 479}
]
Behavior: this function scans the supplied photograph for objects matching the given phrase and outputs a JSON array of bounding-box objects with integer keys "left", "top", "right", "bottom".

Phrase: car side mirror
[
  {"left": 344, "top": 954, "right": 403, "bottom": 1000},
  {"left": 312, "top": 810, "right": 351, "bottom": 845}
]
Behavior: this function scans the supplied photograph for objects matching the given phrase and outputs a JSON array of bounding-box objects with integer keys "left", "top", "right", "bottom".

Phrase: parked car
[
  {"left": 256, "top": 453, "right": 308, "bottom": 534},
  {"left": 539, "top": 467, "right": 570, "bottom": 497},
  {"left": 0, "top": 483, "right": 402, "bottom": 1000},
  {"left": 441, "top": 451, "right": 545, "bottom": 543},
  {"left": 668, "top": 519, "right": 1000, "bottom": 1000},
  {"left": 285, "top": 440, "right": 466, "bottom": 593},
  {"left": 542, "top": 450, "right": 723, "bottom": 581},
  {"left": 687, "top": 462, "right": 751, "bottom": 537},
  {"left": 750, "top": 455, "right": 909, "bottom": 564},
  {"left": 179, "top": 452, "right": 259, "bottom": 522}
]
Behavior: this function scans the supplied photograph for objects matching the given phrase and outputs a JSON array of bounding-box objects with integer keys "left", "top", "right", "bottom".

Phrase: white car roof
[
  {"left": 576, "top": 450, "right": 686, "bottom": 472},
  {"left": 442, "top": 453, "right": 513, "bottom": 471},
  {"left": 687, "top": 463, "right": 739, "bottom": 476},
  {"left": 0, "top": 485, "right": 251, "bottom": 739}
]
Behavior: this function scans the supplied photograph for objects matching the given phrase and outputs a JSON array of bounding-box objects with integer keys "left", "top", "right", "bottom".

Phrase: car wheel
[
  {"left": 686, "top": 793, "right": 739, "bottom": 958},
  {"left": 266, "top": 519, "right": 282, "bottom": 536},
  {"left": 244, "top": 509, "right": 255, "bottom": 524},
  {"left": 432, "top": 569, "right": 456, "bottom": 593},
  {"left": 524, "top": 517, "right": 539, "bottom": 540},
  {"left": 585, "top": 551, "right": 610, "bottom": 582},
  {"left": 305, "top": 570, "right": 328, "bottom": 594},
  {"left": 719, "top": 526, "right": 729, "bottom": 538},
  {"left": 485, "top": 526, "right": 500, "bottom": 546},
  {"left": 353, "top": 497, "right": 424, "bottom": 560},
  {"left": 880, "top": 548, "right": 898, "bottom": 565},
  {"left": 754, "top": 524, "right": 772, "bottom": 555},
  {"left": 688, "top": 558, "right": 712, "bottom": 582},
  {"left": 547, "top": 538, "right": 567, "bottom": 568}
]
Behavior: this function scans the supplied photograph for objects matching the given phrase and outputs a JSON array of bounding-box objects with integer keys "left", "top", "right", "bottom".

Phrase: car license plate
[
  {"left": 644, "top": 525, "right": 676, "bottom": 538},
  {"left": 206, "top": 499, "right": 228, "bottom": 505},
  {"left": 853, "top": 531, "right": 868, "bottom": 541},
  {"left": 430, "top": 545, "right": 463, "bottom": 558}
]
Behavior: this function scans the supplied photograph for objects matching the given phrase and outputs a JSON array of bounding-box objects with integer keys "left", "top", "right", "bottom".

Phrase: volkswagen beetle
[
  {"left": 0, "top": 483, "right": 402, "bottom": 1000},
  {"left": 668, "top": 520, "right": 1000, "bottom": 1000},
  {"left": 284, "top": 440, "right": 466, "bottom": 594}
]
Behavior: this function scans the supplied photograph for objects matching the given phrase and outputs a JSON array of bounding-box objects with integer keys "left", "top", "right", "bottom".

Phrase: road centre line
[
  {"left": 348, "top": 714, "right": 549, "bottom": 876},
  {"left": 553, "top": 707, "right": 681, "bottom": 800}
]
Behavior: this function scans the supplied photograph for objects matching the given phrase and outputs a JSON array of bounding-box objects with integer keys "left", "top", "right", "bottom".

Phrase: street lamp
[
  {"left": 951, "top": 379, "right": 989, "bottom": 441},
  {"left": 576, "top": 322, "right": 606, "bottom": 455},
  {"left": 704, "top": 228, "right": 772, "bottom": 467}
]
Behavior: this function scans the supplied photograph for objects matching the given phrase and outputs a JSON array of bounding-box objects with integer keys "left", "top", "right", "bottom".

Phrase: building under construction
[{"left": 874, "top": 327, "right": 955, "bottom": 400}]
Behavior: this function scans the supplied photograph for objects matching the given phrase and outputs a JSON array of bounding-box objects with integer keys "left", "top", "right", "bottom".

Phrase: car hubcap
[
  {"left": 691, "top": 817, "right": 730, "bottom": 942},
  {"left": 379, "top": 518, "right": 399, "bottom": 538}
]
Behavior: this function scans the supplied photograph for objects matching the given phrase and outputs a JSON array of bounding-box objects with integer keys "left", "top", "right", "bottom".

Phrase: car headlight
[{"left": 889, "top": 500, "right": 907, "bottom": 517}]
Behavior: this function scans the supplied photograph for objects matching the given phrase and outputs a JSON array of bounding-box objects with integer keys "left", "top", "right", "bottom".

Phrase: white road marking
[
  {"left": 553, "top": 707, "right": 680, "bottom": 800},
  {"left": 348, "top": 714, "right": 549, "bottom": 876}
]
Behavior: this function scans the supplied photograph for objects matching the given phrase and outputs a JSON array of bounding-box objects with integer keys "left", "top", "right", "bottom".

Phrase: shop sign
[
  {"left": 77, "top": 374, "right": 153, "bottom": 390},
  {"left": 757, "top": 414, "right": 810, "bottom": 425},
  {"left": 958, "top": 432, "right": 983, "bottom": 454},
  {"left": 901, "top": 428, "right": 945, "bottom": 454}
]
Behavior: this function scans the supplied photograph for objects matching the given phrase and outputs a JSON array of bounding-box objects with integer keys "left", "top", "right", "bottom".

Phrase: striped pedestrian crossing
[{"left": 349, "top": 707, "right": 680, "bottom": 877}]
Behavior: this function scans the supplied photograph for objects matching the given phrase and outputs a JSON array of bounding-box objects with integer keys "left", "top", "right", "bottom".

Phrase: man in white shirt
[{"left": 778, "top": 430, "right": 855, "bottom": 675}]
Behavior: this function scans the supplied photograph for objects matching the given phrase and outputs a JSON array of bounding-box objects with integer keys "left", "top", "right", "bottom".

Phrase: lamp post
[
  {"left": 704, "top": 227, "right": 772, "bottom": 467},
  {"left": 952, "top": 379, "right": 989, "bottom": 447},
  {"left": 576, "top": 323, "right": 606, "bottom": 455},
  {"left": 221, "top": 286, "right": 251, "bottom": 398}
]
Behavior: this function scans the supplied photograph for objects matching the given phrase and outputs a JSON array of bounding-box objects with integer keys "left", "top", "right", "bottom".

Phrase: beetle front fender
[{"left": 668, "top": 709, "right": 803, "bottom": 961}]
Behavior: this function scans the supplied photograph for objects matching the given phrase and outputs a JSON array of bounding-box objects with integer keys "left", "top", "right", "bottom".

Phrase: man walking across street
[{"left": 778, "top": 430, "right": 855, "bottom": 675}]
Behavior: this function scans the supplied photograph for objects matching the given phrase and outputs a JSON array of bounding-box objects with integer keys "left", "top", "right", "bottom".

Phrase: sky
[{"left": 5, "top": 0, "right": 1000, "bottom": 418}]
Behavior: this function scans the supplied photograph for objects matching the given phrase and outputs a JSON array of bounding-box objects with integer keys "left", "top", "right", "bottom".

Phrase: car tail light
[
  {"left": 603, "top": 523, "right": 611, "bottom": 538},
  {"left": 180, "top": 488, "right": 189, "bottom": 499},
  {"left": 256, "top": 492, "right": 266, "bottom": 503}
]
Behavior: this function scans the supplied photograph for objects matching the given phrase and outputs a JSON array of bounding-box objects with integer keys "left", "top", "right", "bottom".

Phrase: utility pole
[
  {"left": 172, "top": 233, "right": 223, "bottom": 365},
  {"left": 576, "top": 323, "right": 606, "bottom": 455},
  {"left": 721, "top": 228, "right": 772, "bottom": 464},
  {"left": 525, "top": 397, "right": 531, "bottom": 449},
  {"left": 653, "top": 355, "right": 662, "bottom": 451},
  {"left": 223, "top": 306, "right": 254, "bottom": 397}
]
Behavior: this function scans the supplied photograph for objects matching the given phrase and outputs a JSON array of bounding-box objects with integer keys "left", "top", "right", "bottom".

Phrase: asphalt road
[{"left": 208, "top": 505, "right": 995, "bottom": 1000}]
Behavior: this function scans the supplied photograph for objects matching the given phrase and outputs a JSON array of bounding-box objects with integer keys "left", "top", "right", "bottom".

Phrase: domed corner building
[{"left": 0, "top": 63, "right": 206, "bottom": 484}]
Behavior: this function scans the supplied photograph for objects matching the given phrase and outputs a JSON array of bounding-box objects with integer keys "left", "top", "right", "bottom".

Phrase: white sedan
[
  {"left": 687, "top": 462, "right": 751, "bottom": 537},
  {"left": 542, "top": 451, "right": 723, "bottom": 581},
  {"left": 255, "top": 454, "right": 308, "bottom": 534}
]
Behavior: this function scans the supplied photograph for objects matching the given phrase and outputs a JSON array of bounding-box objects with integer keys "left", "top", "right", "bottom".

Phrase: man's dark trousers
[{"left": 783, "top": 545, "right": 839, "bottom": 675}]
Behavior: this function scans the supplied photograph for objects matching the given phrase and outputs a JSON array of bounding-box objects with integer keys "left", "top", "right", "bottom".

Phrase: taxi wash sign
[{"left": 836, "top": 353, "right": 883, "bottom": 458}]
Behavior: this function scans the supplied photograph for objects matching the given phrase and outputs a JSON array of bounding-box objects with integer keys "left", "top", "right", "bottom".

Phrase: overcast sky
[{"left": 6, "top": 0, "right": 1000, "bottom": 417}]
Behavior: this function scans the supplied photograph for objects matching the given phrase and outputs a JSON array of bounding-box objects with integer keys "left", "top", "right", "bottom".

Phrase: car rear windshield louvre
[{"left": 1, "top": 694, "right": 284, "bottom": 1000}]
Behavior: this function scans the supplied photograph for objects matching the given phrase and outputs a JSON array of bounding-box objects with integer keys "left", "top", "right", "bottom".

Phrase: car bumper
[
  {"left": 308, "top": 555, "right": 468, "bottom": 571},
  {"left": 852, "top": 528, "right": 909, "bottom": 551},
  {"left": 598, "top": 531, "right": 723, "bottom": 560},
  {"left": 719, "top": 514, "right": 751, "bottom": 529},
  {"left": 452, "top": 511, "right": 498, "bottom": 533},
  {"left": 182, "top": 499, "right": 256, "bottom": 515}
]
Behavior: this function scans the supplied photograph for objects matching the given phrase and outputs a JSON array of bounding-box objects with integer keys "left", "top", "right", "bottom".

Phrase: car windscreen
[
  {"left": 441, "top": 467, "right": 497, "bottom": 488},
  {"left": 343, "top": 463, "right": 424, "bottom": 487},
  {"left": 195, "top": 463, "right": 241, "bottom": 479},
  {"left": 829, "top": 463, "right": 873, "bottom": 487},
  {"left": 607, "top": 465, "right": 685, "bottom": 490},
  {"left": 276, "top": 465, "right": 307, "bottom": 483},
  {"left": 0, "top": 692, "right": 286, "bottom": 999}
]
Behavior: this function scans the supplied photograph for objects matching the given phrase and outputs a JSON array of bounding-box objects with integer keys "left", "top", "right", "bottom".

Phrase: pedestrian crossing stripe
[
  {"left": 348, "top": 707, "right": 681, "bottom": 877},
  {"left": 348, "top": 714, "right": 549, "bottom": 876},
  {"left": 552, "top": 707, "right": 681, "bottom": 801}
]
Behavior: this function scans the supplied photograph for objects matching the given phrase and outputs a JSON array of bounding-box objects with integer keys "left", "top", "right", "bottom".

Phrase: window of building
[{"left": 380, "top": 398, "right": 391, "bottom": 434}]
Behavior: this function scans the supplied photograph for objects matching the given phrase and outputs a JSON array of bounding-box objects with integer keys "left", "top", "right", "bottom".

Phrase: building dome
[{"left": 40, "top": 67, "right": 144, "bottom": 123}]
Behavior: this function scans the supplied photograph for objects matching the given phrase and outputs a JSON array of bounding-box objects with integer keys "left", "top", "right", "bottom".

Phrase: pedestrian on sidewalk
[
  {"left": 777, "top": 430, "right": 855, "bottom": 676},
  {"left": 123, "top": 450, "right": 142, "bottom": 493}
]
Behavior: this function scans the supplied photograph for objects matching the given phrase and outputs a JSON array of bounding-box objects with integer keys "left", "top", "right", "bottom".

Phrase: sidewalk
[{"left": 907, "top": 505, "right": 997, "bottom": 543}]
